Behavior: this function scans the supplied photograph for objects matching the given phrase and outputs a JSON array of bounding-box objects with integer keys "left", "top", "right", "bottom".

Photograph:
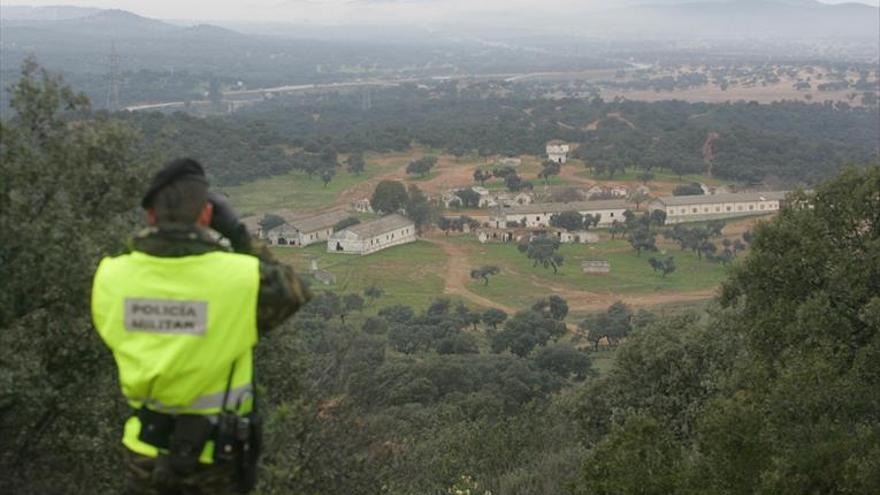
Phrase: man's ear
[
  {"left": 146, "top": 208, "right": 157, "bottom": 226},
  {"left": 197, "top": 201, "right": 214, "bottom": 227}
]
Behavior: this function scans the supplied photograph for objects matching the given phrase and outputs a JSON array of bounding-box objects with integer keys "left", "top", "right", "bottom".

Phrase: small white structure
[
  {"left": 586, "top": 185, "right": 629, "bottom": 199},
  {"left": 650, "top": 191, "right": 787, "bottom": 224},
  {"left": 582, "top": 260, "right": 611, "bottom": 274},
  {"left": 351, "top": 199, "right": 374, "bottom": 213},
  {"left": 490, "top": 199, "right": 629, "bottom": 229},
  {"left": 327, "top": 214, "right": 416, "bottom": 255},
  {"left": 264, "top": 210, "right": 350, "bottom": 247},
  {"left": 559, "top": 231, "right": 599, "bottom": 244},
  {"left": 546, "top": 140, "right": 570, "bottom": 164}
]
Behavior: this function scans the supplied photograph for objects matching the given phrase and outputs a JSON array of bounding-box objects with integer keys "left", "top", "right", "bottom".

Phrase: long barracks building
[
  {"left": 490, "top": 199, "right": 630, "bottom": 228},
  {"left": 649, "top": 191, "right": 788, "bottom": 224}
]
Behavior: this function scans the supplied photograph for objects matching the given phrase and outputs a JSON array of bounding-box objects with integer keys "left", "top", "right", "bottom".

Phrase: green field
[
  {"left": 221, "top": 151, "right": 410, "bottom": 215},
  {"left": 272, "top": 240, "right": 447, "bottom": 310},
  {"left": 457, "top": 236, "right": 729, "bottom": 309}
]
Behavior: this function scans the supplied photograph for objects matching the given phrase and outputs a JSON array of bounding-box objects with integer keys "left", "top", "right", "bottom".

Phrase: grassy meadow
[
  {"left": 272, "top": 240, "right": 447, "bottom": 310},
  {"left": 458, "top": 236, "right": 729, "bottom": 309}
]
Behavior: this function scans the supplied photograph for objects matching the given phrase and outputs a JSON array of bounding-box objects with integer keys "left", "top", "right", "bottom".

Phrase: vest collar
[{"left": 131, "top": 224, "right": 225, "bottom": 257}]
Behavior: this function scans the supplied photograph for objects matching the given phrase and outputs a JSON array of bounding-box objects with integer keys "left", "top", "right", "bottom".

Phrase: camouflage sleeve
[{"left": 247, "top": 240, "right": 312, "bottom": 333}]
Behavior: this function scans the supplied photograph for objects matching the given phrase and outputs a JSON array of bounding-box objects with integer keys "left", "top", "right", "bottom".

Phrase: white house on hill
[
  {"left": 546, "top": 140, "right": 570, "bottom": 164},
  {"left": 327, "top": 214, "right": 416, "bottom": 255}
]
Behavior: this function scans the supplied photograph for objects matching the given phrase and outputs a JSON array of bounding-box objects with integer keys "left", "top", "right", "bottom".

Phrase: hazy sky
[{"left": 3, "top": 0, "right": 879, "bottom": 23}]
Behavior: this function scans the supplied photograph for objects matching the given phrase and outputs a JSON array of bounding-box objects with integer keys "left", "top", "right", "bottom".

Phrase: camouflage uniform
[{"left": 121, "top": 224, "right": 311, "bottom": 495}]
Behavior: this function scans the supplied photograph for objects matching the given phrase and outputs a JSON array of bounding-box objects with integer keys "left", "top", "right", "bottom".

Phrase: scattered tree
[
  {"left": 482, "top": 308, "right": 508, "bottom": 330},
  {"left": 363, "top": 284, "right": 384, "bottom": 303},
  {"left": 538, "top": 160, "right": 562, "bottom": 184},
  {"left": 470, "top": 266, "right": 501, "bottom": 286},
  {"left": 628, "top": 227, "right": 658, "bottom": 256},
  {"left": 673, "top": 182, "right": 704, "bottom": 196},
  {"left": 346, "top": 152, "right": 366, "bottom": 175},
  {"left": 454, "top": 188, "right": 481, "bottom": 208},
  {"left": 629, "top": 190, "right": 651, "bottom": 209},
  {"left": 550, "top": 210, "right": 584, "bottom": 232},
  {"left": 371, "top": 180, "right": 409, "bottom": 214},
  {"left": 520, "top": 235, "right": 565, "bottom": 274},
  {"left": 406, "top": 156, "right": 437, "bottom": 178},
  {"left": 473, "top": 169, "right": 491, "bottom": 186},
  {"left": 405, "top": 184, "right": 436, "bottom": 233}
]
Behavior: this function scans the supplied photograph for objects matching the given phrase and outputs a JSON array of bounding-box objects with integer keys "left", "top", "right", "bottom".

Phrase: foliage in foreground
[
  {"left": 572, "top": 166, "right": 880, "bottom": 494},
  {"left": 0, "top": 58, "right": 152, "bottom": 493}
]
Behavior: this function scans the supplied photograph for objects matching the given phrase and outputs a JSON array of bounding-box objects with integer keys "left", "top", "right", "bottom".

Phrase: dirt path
[{"left": 424, "top": 237, "right": 517, "bottom": 313}]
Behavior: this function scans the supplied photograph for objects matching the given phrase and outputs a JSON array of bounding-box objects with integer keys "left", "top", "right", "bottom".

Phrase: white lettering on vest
[{"left": 124, "top": 298, "right": 208, "bottom": 335}]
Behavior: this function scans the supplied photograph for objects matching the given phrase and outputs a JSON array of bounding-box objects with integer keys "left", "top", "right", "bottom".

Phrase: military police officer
[{"left": 91, "top": 158, "right": 311, "bottom": 494}]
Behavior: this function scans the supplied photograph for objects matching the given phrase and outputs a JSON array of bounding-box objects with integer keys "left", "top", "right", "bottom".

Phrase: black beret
[{"left": 141, "top": 158, "right": 209, "bottom": 208}]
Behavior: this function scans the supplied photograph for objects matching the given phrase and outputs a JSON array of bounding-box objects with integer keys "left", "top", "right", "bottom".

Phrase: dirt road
[{"left": 425, "top": 237, "right": 517, "bottom": 313}]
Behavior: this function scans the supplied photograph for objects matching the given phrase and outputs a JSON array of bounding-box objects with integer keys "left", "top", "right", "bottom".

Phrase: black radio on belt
[
  {"left": 214, "top": 411, "right": 239, "bottom": 464},
  {"left": 137, "top": 406, "right": 174, "bottom": 449}
]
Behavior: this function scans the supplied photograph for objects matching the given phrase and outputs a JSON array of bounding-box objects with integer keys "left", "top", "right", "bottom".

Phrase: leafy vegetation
[{"left": 3, "top": 61, "right": 879, "bottom": 495}]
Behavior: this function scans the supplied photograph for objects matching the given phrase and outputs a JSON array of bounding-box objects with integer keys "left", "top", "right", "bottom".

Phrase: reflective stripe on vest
[{"left": 92, "top": 250, "right": 259, "bottom": 460}]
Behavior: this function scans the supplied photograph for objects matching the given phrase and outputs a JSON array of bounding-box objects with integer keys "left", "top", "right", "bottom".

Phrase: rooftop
[
  {"left": 496, "top": 199, "right": 630, "bottom": 216},
  {"left": 289, "top": 210, "right": 350, "bottom": 233},
  {"left": 654, "top": 191, "right": 788, "bottom": 207},
  {"left": 340, "top": 214, "right": 414, "bottom": 239}
]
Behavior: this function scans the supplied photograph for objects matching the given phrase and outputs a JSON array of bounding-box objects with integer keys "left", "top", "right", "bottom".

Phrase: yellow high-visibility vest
[{"left": 91, "top": 250, "right": 259, "bottom": 462}]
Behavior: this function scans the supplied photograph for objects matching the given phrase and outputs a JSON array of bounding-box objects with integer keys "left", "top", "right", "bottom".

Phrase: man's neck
[{"left": 131, "top": 223, "right": 223, "bottom": 257}]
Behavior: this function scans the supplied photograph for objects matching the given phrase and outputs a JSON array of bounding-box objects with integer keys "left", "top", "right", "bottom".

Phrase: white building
[
  {"left": 559, "top": 231, "right": 600, "bottom": 244},
  {"left": 582, "top": 260, "right": 611, "bottom": 274},
  {"left": 351, "top": 198, "right": 373, "bottom": 213},
  {"left": 546, "top": 140, "right": 570, "bottom": 164},
  {"left": 586, "top": 185, "right": 629, "bottom": 199},
  {"left": 263, "top": 210, "right": 350, "bottom": 247},
  {"left": 490, "top": 199, "right": 630, "bottom": 229},
  {"left": 650, "top": 191, "right": 787, "bottom": 224},
  {"left": 327, "top": 214, "right": 416, "bottom": 255}
]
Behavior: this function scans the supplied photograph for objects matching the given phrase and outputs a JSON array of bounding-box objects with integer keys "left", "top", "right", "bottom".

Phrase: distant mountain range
[
  {"left": 0, "top": 7, "right": 244, "bottom": 41},
  {"left": 1, "top": 1, "right": 877, "bottom": 43}
]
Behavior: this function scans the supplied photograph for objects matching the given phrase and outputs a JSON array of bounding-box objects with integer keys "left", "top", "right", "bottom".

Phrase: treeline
[
  {"left": 121, "top": 111, "right": 293, "bottom": 186},
  {"left": 125, "top": 85, "right": 878, "bottom": 187}
]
